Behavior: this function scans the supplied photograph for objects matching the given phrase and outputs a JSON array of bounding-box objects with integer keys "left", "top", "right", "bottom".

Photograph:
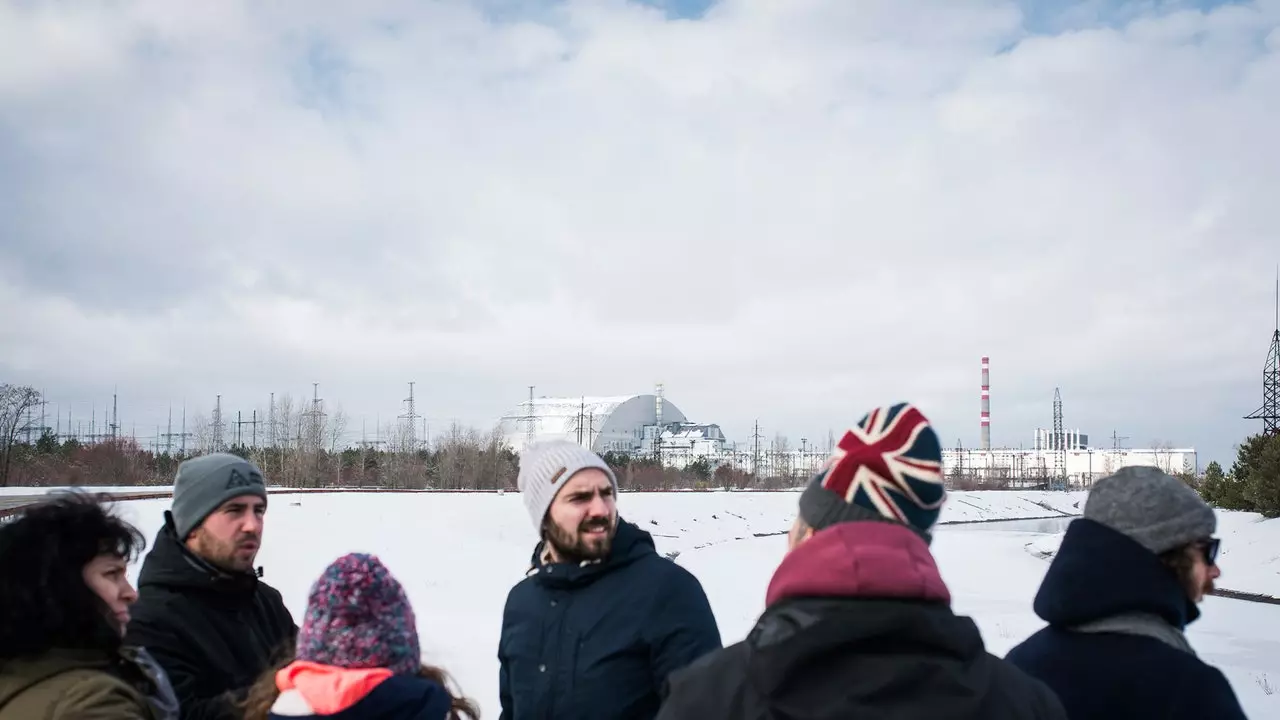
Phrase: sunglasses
[{"left": 1197, "top": 537, "right": 1221, "bottom": 566}]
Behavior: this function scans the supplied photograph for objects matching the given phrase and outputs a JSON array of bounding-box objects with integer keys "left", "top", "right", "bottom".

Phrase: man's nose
[
  {"left": 586, "top": 494, "right": 610, "bottom": 516},
  {"left": 240, "top": 513, "right": 264, "bottom": 534}
]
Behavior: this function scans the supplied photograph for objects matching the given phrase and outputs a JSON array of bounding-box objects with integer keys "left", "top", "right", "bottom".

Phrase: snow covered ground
[{"left": 80, "top": 489, "right": 1277, "bottom": 718}]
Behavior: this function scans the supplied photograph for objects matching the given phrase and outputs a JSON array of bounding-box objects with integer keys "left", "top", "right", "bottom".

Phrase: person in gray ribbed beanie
[
  {"left": 170, "top": 452, "right": 269, "bottom": 541},
  {"left": 1083, "top": 465, "right": 1216, "bottom": 555},
  {"left": 517, "top": 440, "right": 617, "bottom": 532}
]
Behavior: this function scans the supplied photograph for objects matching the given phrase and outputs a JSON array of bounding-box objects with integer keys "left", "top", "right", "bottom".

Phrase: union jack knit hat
[{"left": 798, "top": 402, "right": 947, "bottom": 541}]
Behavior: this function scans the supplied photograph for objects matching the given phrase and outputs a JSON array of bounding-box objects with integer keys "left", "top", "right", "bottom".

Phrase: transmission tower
[
  {"left": 1245, "top": 267, "right": 1280, "bottom": 435},
  {"left": 211, "top": 395, "right": 225, "bottom": 451},
  {"left": 1111, "top": 429, "right": 1129, "bottom": 451},
  {"left": 751, "top": 420, "right": 764, "bottom": 477},
  {"left": 268, "top": 393, "right": 277, "bottom": 449},
  {"left": 302, "top": 383, "right": 327, "bottom": 450},
  {"left": 36, "top": 391, "right": 49, "bottom": 444},
  {"left": 1052, "top": 388, "right": 1065, "bottom": 484},
  {"left": 160, "top": 405, "right": 192, "bottom": 456},
  {"left": 518, "top": 386, "right": 539, "bottom": 449},
  {"left": 109, "top": 390, "right": 119, "bottom": 442},
  {"left": 398, "top": 382, "right": 422, "bottom": 452},
  {"left": 235, "top": 410, "right": 260, "bottom": 448},
  {"left": 574, "top": 397, "right": 586, "bottom": 446}
]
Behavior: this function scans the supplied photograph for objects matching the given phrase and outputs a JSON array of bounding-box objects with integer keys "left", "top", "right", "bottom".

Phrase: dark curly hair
[{"left": 0, "top": 490, "right": 147, "bottom": 661}]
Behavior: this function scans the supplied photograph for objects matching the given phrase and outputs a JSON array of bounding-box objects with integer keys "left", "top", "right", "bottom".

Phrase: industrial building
[
  {"left": 498, "top": 385, "right": 727, "bottom": 457},
  {"left": 942, "top": 441, "right": 1197, "bottom": 489},
  {"left": 498, "top": 363, "right": 1199, "bottom": 490},
  {"left": 945, "top": 358, "right": 1198, "bottom": 489}
]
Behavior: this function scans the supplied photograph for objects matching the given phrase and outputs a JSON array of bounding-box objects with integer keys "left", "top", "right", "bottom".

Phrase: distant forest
[{"left": 1, "top": 381, "right": 789, "bottom": 490}]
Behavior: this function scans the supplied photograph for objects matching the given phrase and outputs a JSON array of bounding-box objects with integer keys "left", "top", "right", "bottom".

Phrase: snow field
[{"left": 98, "top": 490, "right": 1278, "bottom": 718}]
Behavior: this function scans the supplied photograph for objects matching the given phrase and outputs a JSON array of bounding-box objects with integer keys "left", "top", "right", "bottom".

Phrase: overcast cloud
[{"left": 1, "top": 0, "right": 1277, "bottom": 465}]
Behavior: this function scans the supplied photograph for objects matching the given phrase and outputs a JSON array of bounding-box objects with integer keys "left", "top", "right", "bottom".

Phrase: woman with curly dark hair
[{"left": 0, "top": 491, "right": 180, "bottom": 719}]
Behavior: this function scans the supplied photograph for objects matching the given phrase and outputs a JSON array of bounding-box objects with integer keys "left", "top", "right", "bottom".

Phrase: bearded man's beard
[
  {"left": 545, "top": 515, "right": 616, "bottom": 564},
  {"left": 191, "top": 531, "right": 260, "bottom": 573}
]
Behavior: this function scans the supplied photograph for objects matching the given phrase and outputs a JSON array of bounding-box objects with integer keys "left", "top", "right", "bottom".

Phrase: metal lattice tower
[
  {"left": 1245, "top": 269, "right": 1280, "bottom": 436},
  {"left": 1052, "top": 388, "right": 1065, "bottom": 482},
  {"left": 211, "top": 395, "right": 225, "bottom": 451},
  {"left": 751, "top": 419, "right": 764, "bottom": 477},
  {"left": 520, "top": 386, "right": 539, "bottom": 448},
  {"left": 160, "top": 405, "right": 192, "bottom": 455},
  {"left": 399, "top": 382, "right": 422, "bottom": 452},
  {"left": 268, "top": 393, "right": 276, "bottom": 449},
  {"left": 109, "top": 391, "right": 119, "bottom": 442},
  {"left": 302, "top": 383, "right": 327, "bottom": 450}
]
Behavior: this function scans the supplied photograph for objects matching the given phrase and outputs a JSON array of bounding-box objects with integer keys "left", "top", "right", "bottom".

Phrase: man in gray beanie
[
  {"left": 125, "top": 453, "right": 296, "bottom": 720},
  {"left": 1006, "top": 465, "right": 1246, "bottom": 720},
  {"left": 497, "top": 440, "right": 720, "bottom": 720}
]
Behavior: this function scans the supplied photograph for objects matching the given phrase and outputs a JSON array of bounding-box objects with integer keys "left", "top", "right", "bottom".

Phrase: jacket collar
[{"left": 766, "top": 520, "right": 950, "bottom": 607}]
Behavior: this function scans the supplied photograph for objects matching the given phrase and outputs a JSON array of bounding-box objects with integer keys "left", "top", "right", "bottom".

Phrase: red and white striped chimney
[{"left": 981, "top": 356, "right": 991, "bottom": 450}]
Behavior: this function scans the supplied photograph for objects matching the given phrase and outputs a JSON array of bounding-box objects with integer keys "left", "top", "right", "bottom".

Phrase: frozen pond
[{"left": 941, "top": 515, "right": 1077, "bottom": 534}]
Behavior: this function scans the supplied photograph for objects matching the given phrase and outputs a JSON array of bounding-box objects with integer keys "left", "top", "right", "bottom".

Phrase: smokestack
[
  {"left": 981, "top": 356, "right": 991, "bottom": 450},
  {"left": 655, "top": 382, "right": 664, "bottom": 427}
]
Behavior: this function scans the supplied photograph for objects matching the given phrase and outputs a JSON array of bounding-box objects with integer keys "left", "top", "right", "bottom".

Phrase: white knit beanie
[{"left": 517, "top": 440, "right": 618, "bottom": 530}]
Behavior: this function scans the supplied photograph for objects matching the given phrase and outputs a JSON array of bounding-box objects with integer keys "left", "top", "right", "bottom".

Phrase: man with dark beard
[
  {"left": 497, "top": 440, "right": 721, "bottom": 720},
  {"left": 124, "top": 453, "right": 296, "bottom": 720}
]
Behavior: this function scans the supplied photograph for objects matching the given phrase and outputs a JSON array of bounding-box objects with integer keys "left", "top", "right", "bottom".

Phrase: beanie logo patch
[
  {"left": 548, "top": 467, "right": 566, "bottom": 485},
  {"left": 226, "top": 467, "right": 264, "bottom": 490}
]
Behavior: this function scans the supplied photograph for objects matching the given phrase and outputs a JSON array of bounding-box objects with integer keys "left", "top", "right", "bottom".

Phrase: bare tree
[
  {"left": 189, "top": 412, "right": 213, "bottom": 453},
  {"left": 1151, "top": 439, "right": 1174, "bottom": 474},
  {"left": 328, "top": 405, "right": 348, "bottom": 453},
  {"left": 0, "top": 384, "right": 41, "bottom": 486}
]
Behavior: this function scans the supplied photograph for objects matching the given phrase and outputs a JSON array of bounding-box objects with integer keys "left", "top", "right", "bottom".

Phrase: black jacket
[
  {"left": 1005, "top": 518, "right": 1247, "bottom": 720},
  {"left": 658, "top": 597, "right": 1067, "bottom": 720},
  {"left": 656, "top": 521, "right": 1066, "bottom": 720},
  {"left": 124, "top": 513, "right": 297, "bottom": 720},
  {"left": 498, "top": 518, "right": 721, "bottom": 720}
]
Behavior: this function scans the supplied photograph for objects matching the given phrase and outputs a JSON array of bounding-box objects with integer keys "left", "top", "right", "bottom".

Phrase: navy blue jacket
[
  {"left": 497, "top": 518, "right": 721, "bottom": 720},
  {"left": 267, "top": 675, "right": 451, "bottom": 720},
  {"left": 1005, "top": 518, "right": 1247, "bottom": 720}
]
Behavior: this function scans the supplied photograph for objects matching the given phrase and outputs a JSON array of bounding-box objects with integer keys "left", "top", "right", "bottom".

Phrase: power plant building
[
  {"left": 498, "top": 391, "right": 719, "bottom": 456},
  {"left": 498, "top": 365, "right": 1198, "bottom": 490}
]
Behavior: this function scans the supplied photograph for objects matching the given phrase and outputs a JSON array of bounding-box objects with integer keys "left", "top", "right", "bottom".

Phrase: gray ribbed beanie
[
  {"left": 517, "top": 440, "right": 617, "bottom": 530},
  {"left": 1083, "top": 465, "right": 1216, "bottom": 555},
  {"left": 171, "top": 453, "right": 269, "bottom": 539}
]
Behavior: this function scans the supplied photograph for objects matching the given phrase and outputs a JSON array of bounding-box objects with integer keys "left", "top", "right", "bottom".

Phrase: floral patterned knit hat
[{"left": 295, "top": 553, "right": 421, "bottom": 675}]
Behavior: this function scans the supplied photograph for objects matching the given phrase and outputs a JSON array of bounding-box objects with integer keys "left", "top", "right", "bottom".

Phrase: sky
[{"left": 1, "top": 0, "right": 1277, "bottom": 467}]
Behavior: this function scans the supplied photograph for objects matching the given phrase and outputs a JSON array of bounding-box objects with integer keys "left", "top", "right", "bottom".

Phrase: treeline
[
  {"left": 0, "top": 434, "right": 807, "bottom": 491},
  {"left": 1190, "top": 431, "right": 1280, "bottom": 518}
]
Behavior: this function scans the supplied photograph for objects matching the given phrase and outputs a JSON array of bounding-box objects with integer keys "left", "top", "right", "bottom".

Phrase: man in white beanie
[{"left": 497, "top": 440, "right": 721, "bottom": 720}]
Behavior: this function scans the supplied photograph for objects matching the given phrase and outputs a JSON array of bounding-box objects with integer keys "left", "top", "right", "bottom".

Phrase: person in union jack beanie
[
  {"left": 656, "top": 402, "right": 1068, "bottom": 720},
  {"left": 796, "top": 402, "right": 948, "bottom": 541}
]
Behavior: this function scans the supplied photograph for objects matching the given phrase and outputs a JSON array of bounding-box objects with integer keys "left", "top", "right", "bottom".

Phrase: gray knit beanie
[
  {"left": 171, "top": 453, "right": 269, "bottom": 539},
  {"left": 517, "top": 440, "right": 617, "bottom": 530},
  {"left": 1083, "top": 465, "right": 1216, "bottom": 554}
]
